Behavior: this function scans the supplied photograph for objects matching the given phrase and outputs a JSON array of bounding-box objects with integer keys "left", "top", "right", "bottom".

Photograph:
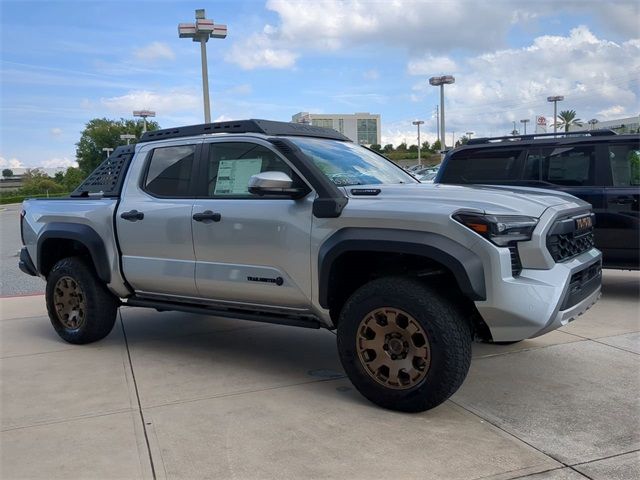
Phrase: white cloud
[
  {"left": 412, "top": 27, "right": 640, "bottom": 137},
  {"left": 225, "top": 83, "right": 253, "bottom": 95},
  {"left": 100, "top": 88, "right": 200, "bottom": 115},
  {"left": 41, "top": 157, "right": 78, "bottom": 169},
  {"left": 363, "top": 69, "right": 380, "bottom": 81},
  {"left": 226, "top": 33, "right": 297, "bottom": 70},
  {"left": 133, "top": 42, "right": 175, "bottom": 62},
  {"left": 0, "top": 157, "right": 25, "bottom": 169},
  {"left": 407, "top": 55, "right": 458, "bottom": 76},
  {"left": 50, "top": 127, "right": 63, "bottom": 136}
]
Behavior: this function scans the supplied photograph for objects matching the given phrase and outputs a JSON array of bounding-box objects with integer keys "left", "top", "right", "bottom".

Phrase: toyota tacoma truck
[{"left": 19, "top": 119, "right": 602, "bottom": 412}]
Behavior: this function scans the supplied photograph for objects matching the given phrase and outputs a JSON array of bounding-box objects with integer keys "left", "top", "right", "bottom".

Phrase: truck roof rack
[
  {"left": 467, "top": 129, "right": 616, "bottom": 145},
  {"left": 139, "top": 119, "right": 351, "bottom": 143}
]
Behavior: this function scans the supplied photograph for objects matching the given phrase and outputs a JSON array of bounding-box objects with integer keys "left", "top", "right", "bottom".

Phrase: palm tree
[{"left": 554, "top": 110, "right": 583, "bottom": 132}]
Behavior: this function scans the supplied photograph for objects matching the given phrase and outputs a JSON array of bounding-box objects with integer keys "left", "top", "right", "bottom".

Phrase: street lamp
[
  {"left": 412, "top": 120, "right": 425, "bottom": 165},
  {"left": 120, "top": 134, "right": 136, "bottom": 145},
  {"left": 429, "top": 75, "right": 455, "bottom": 150},
  {"left": 133, "top": 110, "right": 156, "bottom": 133},
  {"left": 465, "top": 131, "right": 473, "bottom": 139},
  {"left": 511, "top": 121, "right": 519, "bottom": 136},
  {"left": 588, "top": 118, "right": 598, "bottom": 130},
  {"left": 547, "top": 95, "right": 564, "bottom": 137},
  {"left": 102, "top": 147, "right": 114, "bottom": 158},
  {"left": 520, "top": 119, "right": 530, "bottom": 135},
  {"left": 179, "top": 8, "right": 228, "bottom": 123}
]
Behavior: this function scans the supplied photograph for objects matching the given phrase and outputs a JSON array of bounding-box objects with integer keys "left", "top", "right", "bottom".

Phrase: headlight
[{"left": 453, "top": 212, "right": 538, "bottom": 246}]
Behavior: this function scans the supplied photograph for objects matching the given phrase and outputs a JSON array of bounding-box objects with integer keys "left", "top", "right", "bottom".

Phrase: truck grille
[
  {"left": 509, "top": 245, "right": 522, "bottom": 276},
  {"left": 547, "top": 213, "right": 595, "bottom": 263}
]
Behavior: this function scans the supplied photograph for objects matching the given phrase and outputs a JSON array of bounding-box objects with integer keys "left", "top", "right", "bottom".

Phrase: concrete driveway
[{"left": 1, "top": 271, "right": 638, "bottom": 479}]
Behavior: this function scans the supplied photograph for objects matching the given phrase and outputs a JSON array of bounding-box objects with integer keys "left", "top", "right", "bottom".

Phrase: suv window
[
  {"left": 439, "top": 149, "right": 523, "bottom": 183},
  {"left": 609, "top": 143, "right": 640, "bottom": 187},
  {"left": 525, "top": 146, "right": 595, "bottom": 186},
  {"left": 144, "top": 145, "right": 195, "bottom": 197},
  {"left": 206, "top": 143, "right": 294, "bottom": 197}
]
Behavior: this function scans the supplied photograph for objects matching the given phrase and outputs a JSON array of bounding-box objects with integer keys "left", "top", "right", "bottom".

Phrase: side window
[
  {"left": 144, "top": 145, "right": 195, "bottom": 197},
  {"left": 534, "top": 146, "right": 595, "bottom": 186},
  {"left": 440, "top": 149, "right": 523, "bottom": 183},
  {"left": 206, "top": 143, "right": 294, "bottom": 198},
  {"left": 609, "top": 143, "right": 640, "bottom": 187}
]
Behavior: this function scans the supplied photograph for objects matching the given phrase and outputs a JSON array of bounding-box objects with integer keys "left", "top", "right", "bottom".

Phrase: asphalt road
[{"left": 0, "top": 203, "right": 45, "bottom": 296}]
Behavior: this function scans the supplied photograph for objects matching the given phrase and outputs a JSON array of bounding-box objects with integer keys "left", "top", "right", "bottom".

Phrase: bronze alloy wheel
[
  {"left": 356, "top": 307, "right": 431, "bottom": 389},
  {"left": 53, "top": 276, "right": 86, "bottom": 330}
]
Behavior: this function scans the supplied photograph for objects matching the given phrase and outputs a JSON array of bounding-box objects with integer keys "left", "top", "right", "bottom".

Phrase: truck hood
[{"left": 342, "top": 183, "right": 589, "bottom": 218}]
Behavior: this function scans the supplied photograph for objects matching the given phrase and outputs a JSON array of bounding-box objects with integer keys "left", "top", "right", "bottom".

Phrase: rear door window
[
  {"left": 439, "top": 149, "right": 523, "bottom": 183},
  {"left": 144, "top": 145, "right": 196, "bottom": 197},
  {"left": 609, "top": 143, "right": 640, "bottom": 187},
  {"left": 526, "top": 146, "right": 596, "bottom": 186}
]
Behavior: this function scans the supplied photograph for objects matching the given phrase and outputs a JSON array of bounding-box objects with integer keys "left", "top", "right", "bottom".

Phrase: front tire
[
  {"left": 337, "top": 277, "right": 472, "bottom": 412},
  {"left": 46, "top": 257, "right": 118, "bottom": 344}
]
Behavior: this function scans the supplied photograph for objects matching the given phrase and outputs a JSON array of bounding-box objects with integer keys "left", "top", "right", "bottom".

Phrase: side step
[{"left": 125, "top": 297, "right": 322, "bottom": 329}]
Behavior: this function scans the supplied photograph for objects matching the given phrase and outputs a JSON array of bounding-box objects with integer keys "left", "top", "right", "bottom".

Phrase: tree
[
  {"left": 554, "top": 110, "right": 583, "bottom": 132},
  {"left": 369, "top": 144, "right": 382, "bottom": 152},
  {"left": 397, "top": 142, "right": 408, "bottom": 152},
  {"left": 408, "top": 144, "right": 418, "bottom": 152},
  {"left": 62, "top": 167, "right": 85, "bottom": 192},
  {"left": 2, "top": 168, "right": 13, "bottom": 178},
  {"left": 421, "top": 141, "right": 430, "bottom": 152},
  {"left": 431, "top": 139, "right": 442, "bottom": 152},
  {"left": 21, "top": 177, "right": 65, "bottom": 196},
  {"left": 382, "top": 144, "right": 394, "bottom": 153},
  {"left": 76, "top": 118, "right": 160, "bottom": 175}
]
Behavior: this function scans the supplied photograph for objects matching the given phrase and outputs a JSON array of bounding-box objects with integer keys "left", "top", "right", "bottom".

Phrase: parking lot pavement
[{"left": 1, "top": 271, "right": 638, "bottom": 479}]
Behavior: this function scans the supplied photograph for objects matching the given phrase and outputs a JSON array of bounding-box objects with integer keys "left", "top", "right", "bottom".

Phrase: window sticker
[{"left": 214, "top": 158, "right": 263, "bottom": 195}]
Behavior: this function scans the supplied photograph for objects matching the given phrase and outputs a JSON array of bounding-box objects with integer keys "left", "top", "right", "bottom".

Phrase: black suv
[{"left": 435, "top": 131, "right": 640, "bottom": 269}]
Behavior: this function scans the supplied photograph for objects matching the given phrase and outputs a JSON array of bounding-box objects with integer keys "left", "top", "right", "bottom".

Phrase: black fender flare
[
  {"left": 37, "top": 222, "right": 111, "bottom": 283},
  {"left": 317, "top": 228, "right": 486, "bottom": 308}
]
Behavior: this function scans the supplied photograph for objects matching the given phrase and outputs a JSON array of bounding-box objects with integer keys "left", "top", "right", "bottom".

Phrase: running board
[{"left": 125, "top": 297, "right": 322, "bottom": 329}]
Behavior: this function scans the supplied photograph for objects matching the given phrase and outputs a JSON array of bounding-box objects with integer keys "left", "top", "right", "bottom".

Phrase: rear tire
[
  {"left": 46, "top": 257, "right": 118, "bottom": 344},
  {"left": 337, "top": 276, "right": 472, "bottom": 412}
]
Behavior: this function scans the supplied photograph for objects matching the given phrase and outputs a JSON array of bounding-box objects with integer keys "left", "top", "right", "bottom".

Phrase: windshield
[{"left": 289, "top": 137, "right": 418, "bottom": 186}]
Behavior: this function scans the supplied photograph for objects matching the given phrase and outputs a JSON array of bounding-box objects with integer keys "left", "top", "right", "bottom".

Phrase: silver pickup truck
[{"left": 19, "top": 119, "right": 602, "bottom": 412}]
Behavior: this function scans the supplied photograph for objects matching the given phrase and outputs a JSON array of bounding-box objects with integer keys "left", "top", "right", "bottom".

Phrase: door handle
[
  {"left": 193, "top": 210, "right": 221, "bottom": 222},
  {"left": 609, "top": 196, "right": 634, "bottom": 205},
  {"left": 120, "top": 209, "right": 144, "bottom": 221}
]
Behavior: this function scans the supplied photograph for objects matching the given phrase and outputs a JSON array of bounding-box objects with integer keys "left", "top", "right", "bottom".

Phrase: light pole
[
  {"left": 588, "top": 118, "right": 598, "bottom": 130},
  {"left": 511, "top": 121, "right": 519, "bottom": 136},
  {"left": 412, "top": 120, "right": 425, "bottom": 165},
  {"left": 133, "top": 110, "right": 156, "bottom": 133},
  {"left": 547, "top": 95, "right": 564, "bottom": 137},
  {"left": 465, "top": 131, "right": 473, "bottom": 139},
  {"left": 520, "top": 119, "right": 530, "bottom": 135},
  {"left": 102, "top": 147, "right": 114, "bottom": 158},
  {"left": 179, "top": 9, "right": 227, "bottom": 123},
  {"left": 429, "top": 75, "right": 455, "bottom": 150},
  {"left": 120, "top": 134, "right": 136, "bottom": 145}
]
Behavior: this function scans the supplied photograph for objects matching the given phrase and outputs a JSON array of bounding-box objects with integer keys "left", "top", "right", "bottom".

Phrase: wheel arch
[
  {"left": 37, "top": 222, "right": 111, "bottom": 283},
  {"left": 317, "top": 228, "right": 486, "bottom": 312}
]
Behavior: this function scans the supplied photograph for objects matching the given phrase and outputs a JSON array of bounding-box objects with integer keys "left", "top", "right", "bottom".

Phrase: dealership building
[{"left": 292, "top": 112, "right": 381, "bottom": 145}]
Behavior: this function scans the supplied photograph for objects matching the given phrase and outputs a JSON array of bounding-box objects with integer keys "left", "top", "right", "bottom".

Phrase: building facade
[
  {"left": 292, "top": 112, "right": 381, "bottom": 145},
  {"left": 569, "top": 116, "right": 640, "bottom": 134}
]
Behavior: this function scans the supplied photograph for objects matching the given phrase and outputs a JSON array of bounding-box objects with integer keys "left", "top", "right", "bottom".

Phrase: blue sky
[{"left": 1, "top": 0, "right": 639, "bottom": 169}]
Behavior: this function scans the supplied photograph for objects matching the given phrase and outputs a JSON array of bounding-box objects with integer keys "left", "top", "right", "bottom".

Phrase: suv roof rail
[
  {"left": 139, "top": 119, "right": 351, "bottom": 143},
  {"left": 466, "top": 129, "right": 617, "bottom": 145}
]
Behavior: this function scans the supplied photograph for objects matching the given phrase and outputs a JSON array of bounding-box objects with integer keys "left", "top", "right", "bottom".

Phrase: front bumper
[
  {"left": 18, "top": 247, "right": 38, "bottom": 277},
  {"left": 475, "top": 248, "right": 602, "bottom": 342}
]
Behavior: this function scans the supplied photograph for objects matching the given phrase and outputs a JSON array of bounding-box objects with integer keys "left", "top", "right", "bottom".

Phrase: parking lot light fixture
[
  {"left": 102, "top": 147, "right": 114, "bottom": 158},
  {"left": 588, "top": 118, "right": 599, "bottom": 130},
  {"left": 429, "top": 75, "right": 455, "bottom": 150},
  {"left": 412, "top": 120, "right": 425, "bottom": 165},
  {"left": 520, "top": 119, "right": 530, "bottom": 135},
  {"left": 133, "top": 110, "right": 156, "bottom": 133},
  {"left": 547, "top": 96, "right": 564, "bottom": 137},
  {"left": 465, "top": 131, "right": 473, "bottom": 139},
  {"left": 120, "top": 134, "right": 136, "bottom": 145},
  {"left": 179, "top": 8, "right": 228, "bottom": 123}
]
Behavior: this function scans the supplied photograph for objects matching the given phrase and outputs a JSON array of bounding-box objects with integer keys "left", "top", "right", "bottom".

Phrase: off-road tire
[
  {"left": 337, "top": 276, "right": 472, "bottom": 412},
  {"left": 46, "top": 256, "right": 118, "bottom": 344}
]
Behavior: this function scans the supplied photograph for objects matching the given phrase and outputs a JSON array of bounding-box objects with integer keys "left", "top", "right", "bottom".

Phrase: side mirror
[{"left": 248, "top": 171, "right": 307, "bottom": 198}]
